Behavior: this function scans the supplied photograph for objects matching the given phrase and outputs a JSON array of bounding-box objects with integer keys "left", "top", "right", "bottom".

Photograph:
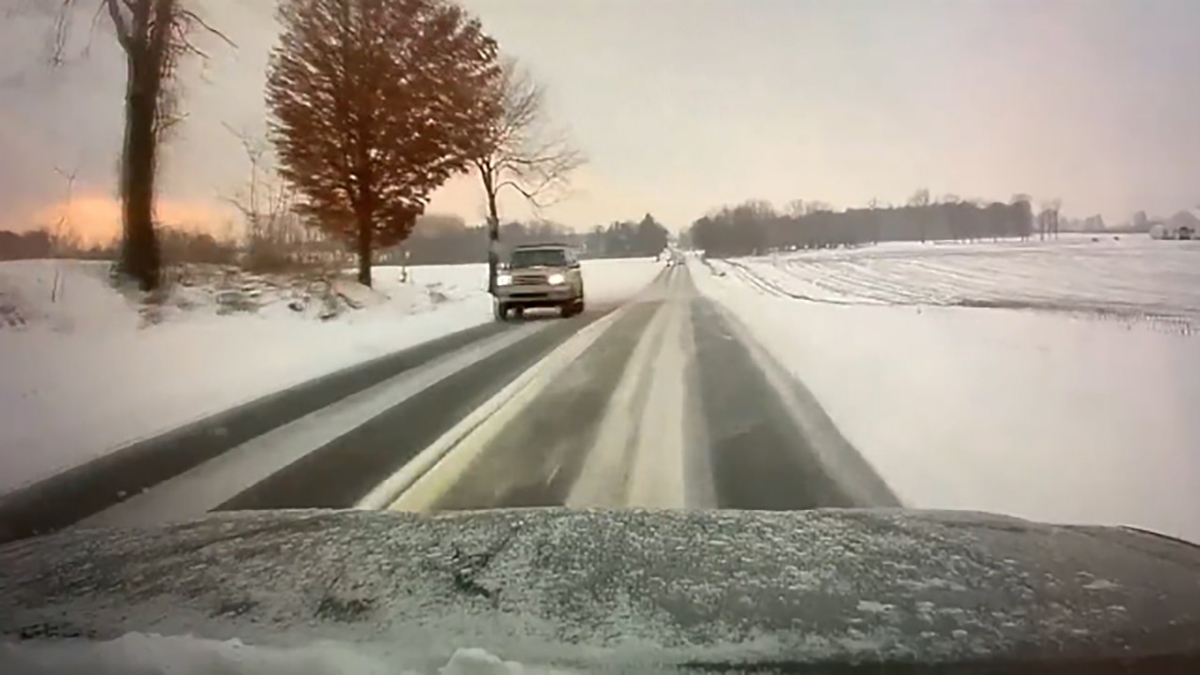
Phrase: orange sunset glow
[{"left": 26, "top": 193, "right": 238, "bottom": 245}]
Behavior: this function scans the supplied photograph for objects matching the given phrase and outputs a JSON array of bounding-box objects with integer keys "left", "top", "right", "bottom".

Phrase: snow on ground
[
  {"left": 579, "top": 256, "right": 662, "bottom": 306},
  {"left": 692, "top": 236, "right": 1200, "bottom": 544},
  {"left": 734, "top": 234, "right": 1199, "bottom": 327},
  {"left": 0, "top": 257, "right": 661, "bottom": 495}
]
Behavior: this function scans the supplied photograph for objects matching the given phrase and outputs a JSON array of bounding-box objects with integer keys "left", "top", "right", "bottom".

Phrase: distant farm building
[{"left": 1149, "top": 211, "right": 1198, "bottom": 240}]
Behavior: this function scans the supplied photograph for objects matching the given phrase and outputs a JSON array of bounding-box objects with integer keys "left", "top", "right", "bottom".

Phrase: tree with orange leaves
[{"left": 267, "top": 0, "right": 501, "bottom": 287}]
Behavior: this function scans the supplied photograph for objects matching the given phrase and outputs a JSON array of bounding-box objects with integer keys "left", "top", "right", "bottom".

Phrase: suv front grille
[{"left": 513, "top": 272, "right": 547, "bottom": 285}]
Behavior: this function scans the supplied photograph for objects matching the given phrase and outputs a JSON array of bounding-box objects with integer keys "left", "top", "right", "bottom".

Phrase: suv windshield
[{"left": 510, "top": 248, "right": 567, "bottom": 268}]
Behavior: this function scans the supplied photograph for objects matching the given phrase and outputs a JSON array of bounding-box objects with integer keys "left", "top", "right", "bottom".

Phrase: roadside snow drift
[
  {"left": 693, "top": 237, "right": 1200, "bottom": 544},
  {"left": 0, "top": 258, "right": 661, "bottom": 495}
]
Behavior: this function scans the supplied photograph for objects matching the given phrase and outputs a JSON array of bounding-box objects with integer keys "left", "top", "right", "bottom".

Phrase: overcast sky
[{"left": 2, "top": 0, "right": 1199, "bottom": 240}]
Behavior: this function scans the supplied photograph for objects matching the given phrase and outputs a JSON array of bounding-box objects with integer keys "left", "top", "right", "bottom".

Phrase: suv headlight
[
  {"left": 497, "top": 273, "right": 513, "bottom": 286},
  {"left": 547, "top": 273, "right": 566, "bottom": 285}
]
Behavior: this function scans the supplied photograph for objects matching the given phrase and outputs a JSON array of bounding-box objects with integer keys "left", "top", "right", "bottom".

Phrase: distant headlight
[
  {"left": 497, "top": 274, "right": 513, "bottom": 286},
  {"left": 547, "top": 273, "right": 566, "bottom": 285}
]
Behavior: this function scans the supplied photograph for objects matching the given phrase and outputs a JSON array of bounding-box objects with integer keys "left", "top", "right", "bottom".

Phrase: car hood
[{"left": 1, "top": 507, "right": 1198, "bottom": 669}]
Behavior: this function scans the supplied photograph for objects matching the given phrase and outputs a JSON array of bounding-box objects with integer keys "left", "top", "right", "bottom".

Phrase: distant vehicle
[{"left": 493, "top": 243, "right": 585, "bottom": 321}]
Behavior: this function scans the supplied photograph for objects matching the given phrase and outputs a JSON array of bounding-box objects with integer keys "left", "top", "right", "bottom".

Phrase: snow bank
[
  {"left": 0, "top": 260, "right": 490, "bottom": 495},
  {"left": 691, "top": 238, "right": 1200, "bottom": 544},
  {"left": 0, "top": 634, "right": 573, "bottom": 675},
  {"left": 0, "top": 258, "right": 661, "bottom": 495}
]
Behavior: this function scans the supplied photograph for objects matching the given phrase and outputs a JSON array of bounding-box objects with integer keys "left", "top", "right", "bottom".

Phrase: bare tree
[
  {"left": 907, "top": 188, "right": 930, "bottom": 208},
  {"left": 49, "top": 166, "right": 79, "bottom": 302},
  {"left": 268, "top": 0, "right": 501, "bottom": 288},
  {"left": 1040, "top": 198, "right": 1062, "bottom": 240},
  {"left": 473, "top": 58, "right": 584, "bottom": 294},
  {"left": 48, "top": 0, "right": 230, "bottom": 290},
  {"left": 50, "top": 166, "right": 78, "bottom": 251},
  {"left": 784, "top": 199, "right": 806, "bottom": 218},
  {"left": 222, "top": 123, "right": 308, "bottom": 271},
  {"left": 1010, "top": 194, "right": 1033, "bottom": 240}
]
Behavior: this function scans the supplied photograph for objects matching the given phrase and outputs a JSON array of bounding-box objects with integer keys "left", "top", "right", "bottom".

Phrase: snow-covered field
[
  {"left": 730, "top": 235, "right": 1198, "bottom": 329},
  {"left": 694, "top": 236, "right": 1200, "bottom": 543},
  {"left": 0, "top": 257, "right": 661, "bottom": 494}
]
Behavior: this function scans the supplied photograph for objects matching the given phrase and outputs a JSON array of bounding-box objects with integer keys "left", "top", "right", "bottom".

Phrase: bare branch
[
  {"left": 104, "top": 0, "right": 132, "bottom": 48},
  {"left": 178, "top": 8, "right": 234, "bottom": 48},
  {"left": 474, "top": 57, "right": 586, "bottom": 217}
]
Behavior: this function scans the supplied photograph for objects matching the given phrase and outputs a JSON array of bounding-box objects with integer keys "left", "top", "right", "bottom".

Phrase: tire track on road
[
  {"left": 416, "top": 300, "right": 663, "bottom": 511},
  {"left": 563, "top": 296, "right": 676, "bottom": 508}
]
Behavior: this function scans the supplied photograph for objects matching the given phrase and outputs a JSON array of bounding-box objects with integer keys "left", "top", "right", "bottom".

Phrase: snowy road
[
  {"left": 382, "top": 265, "right": 893, "bottom": 514},
  {"left": 0, "top": 265, "right": 895, "bottom": 542}
]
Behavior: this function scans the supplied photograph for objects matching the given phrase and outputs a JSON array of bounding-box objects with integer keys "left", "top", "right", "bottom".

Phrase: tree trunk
[
  {"left": 119, "top": 52, "right": 163, "bottom": 291},
  {"left": 356, "top": 209, "right": 373, "bottom": 287},
  {"left": 483, "top": 169, "right": 500, "bottom": 296}
]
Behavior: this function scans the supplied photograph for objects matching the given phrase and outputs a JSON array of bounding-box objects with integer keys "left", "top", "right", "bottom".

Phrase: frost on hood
[
  {"left": 1, "top": 508, "right": 1199, "bottom": 670},
  {"left": 0, "top": 634, "right": 575, "bottom": 675}
]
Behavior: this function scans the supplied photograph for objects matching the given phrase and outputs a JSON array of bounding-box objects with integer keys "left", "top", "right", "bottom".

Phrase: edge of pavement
[
  {"left": 0, "top": 319, "right": 511, "bottom": 544},
  {"left": 704, "top": 298, "right": 903, "bottom": 508},
  {"left": 77, "top": 322, "right": 554, "bottom": 528}
]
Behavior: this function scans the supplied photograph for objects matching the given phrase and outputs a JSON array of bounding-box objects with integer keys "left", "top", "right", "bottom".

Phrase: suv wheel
[
  {"left": 493, "top": 301, "right": 509, "bottom": 322},
  {"left": 561, "top": 297, "right": 584, "bottom": 318}
]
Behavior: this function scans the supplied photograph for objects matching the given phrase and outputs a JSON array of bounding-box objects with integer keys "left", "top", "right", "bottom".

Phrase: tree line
[
  {"left": 687, "top": 192, "right": 1043, "bottom": 257},
  {"left": 36, "top": 0, "right": 583, "bottom": 291},
  {"left": 0, "top": 211, "right": 670, "bottom": 266},
  {"left": 0, "top": 226, "right": 247, "bottom": 265},
  {"left": 382, "top": 213, "right": 670, "bottom": 266},
  {"left": 0, "top": 231, "right": 54, "bottom": 261}
]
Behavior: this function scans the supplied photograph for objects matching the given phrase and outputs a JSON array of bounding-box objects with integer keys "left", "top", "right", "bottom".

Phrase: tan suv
[{"left": 494, "top": 244, "right": 585, "bottom": 321}]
